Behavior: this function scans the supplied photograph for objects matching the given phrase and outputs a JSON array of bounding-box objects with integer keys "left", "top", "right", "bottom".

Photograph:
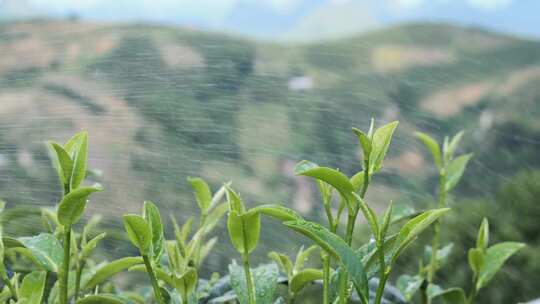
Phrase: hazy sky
[{"left": 1, "top": 0, "right": 538, "bottom": 39}]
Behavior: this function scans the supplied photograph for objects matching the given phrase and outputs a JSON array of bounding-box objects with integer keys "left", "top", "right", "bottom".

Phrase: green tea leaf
[
  {"left": 201, "top": 203, "right": 228, "bottom": 235},
  {"left": 227, "top": 211, "right": 244, "bottom": 254},
  {"left": 392, "top": 208, "right": 450, "bottom": 262},
  {"left": 76, "top": 294, "right": 127, "bottom": 304},
  {"left": 188, "top": 177, "right": 212, "bottom": 213},
  {"left": 290, "top": 268, "right": 323, "bottom": 294},
  {"left": 294, "top": 160, "right": 355, "bottom": 208},
  {"left": 468, "top": 248, "right": 484, "bottom": 277},
  {"left": 445, "top": 153, "right": 472, "bottom": 191},
  {"left": 174, "top": 267, "right": 198, "bottom": 296},
  {"left": 84, "top": 257, "right": 144, "bottom": 290},
  {"left": 19, "top": 271, "right": 47, "bottom": 304},
  {"left": 199, "top": 237, "right": 218, "bottom": 265},
  {"left": 293, "top": 245, "right": 318, "bottom": 274},
  {"left": 429, "top": 287, "right": 467, "bottom": 303},
  {"left": 379, "top": 202, "right": 393, "bottom": 241},
  {"left": 477, "top": 218, "right": 489, "bottom": 252},
  {"left": 249, "top": 204, "right": 302, "bottom": 222},
  {"left": 70, "top": 131, "right": 88, "bottom": 190},
  {"left": 415, "top": 132, "right": 442, "bottom": 169},
  {"left": 352, "top": 193, "right": 379, "bottom": 238},
  {"left": 17, "top": 233, "right": 63, "bottom": 272},
  {"left": 241, "top": 211, "right": 261, "bottom": 255},
  {"left": 268, "top": 251, "right": 293, "bottom": 276},
  {"left": 352, "top": 127, "right": 372, "bottom": 159},
  {"left": 229, "top": 263, "right": 279, "bottom": 304},
  {"left": 57, "top": 184, "right": 103, "bottom": 226},
  {"left": 123, "top": 215, "right": 152, "bottom": 254},
  {"left": 128, "top": 264, "right": 174, "bottom": 287},
  {"left": 284, "top": 220, "right": 368, "bottom": 300},
  {"left": 476, "top": 242, "right": 525, "bottom": 290},
  {"left": 396, "top": 274, "right": 423, "bottom": 301},
  {"left": 225, "top": 186, "right": 245, "bottom": 213},
  {"left": 81, "top": 232, "right": 106, "bottom": 261},
  {"left": 370, "top": 121, "right": 399, "bottom": 173},
  {"left": 143, "top": 201, "right": 164, "bottom": 262},
  {"left": 444, "top": 131, "right": 464, "bottom": 162},
  {"left": 47, "top": 142, "right": 73, "bottom": 188}
]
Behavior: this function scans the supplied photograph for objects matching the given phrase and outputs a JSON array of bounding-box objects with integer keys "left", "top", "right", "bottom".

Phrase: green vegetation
[{"left": 0, "top": 125, "right": 525, "bottom": 303}]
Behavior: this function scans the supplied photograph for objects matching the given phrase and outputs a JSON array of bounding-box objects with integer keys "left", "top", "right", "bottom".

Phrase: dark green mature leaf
[
  {"left": 429, "top": 287, "right": 467, "bottom": 303},
  {"left": 84, "top": 257, "right": 144, "bottom": 290},
  {"left": 76, "top": 294, "right": 127, "bottom": 304},
  {"left": 47, "top": 142, "right": 73, "bottom": 187},
  {"left": 445, "top": 154, "right": 473, "bottom": 191},
  {"left": 396, "top": 274, "right": 423, "bottom": 301},
  {"left": 70, "top": 131, "right": 88, "bottom": 190},
  {"left": 229, "top": 263, "right": 279, "bottom": 304},
  {"left": 19, "top": 271, "right": 47, "bottom": 304},
  {"left": 249, "top": 204, "right": 302, "bottom": 222},
  {"left": 294, "top": 160, "right": 355, "bottom": 208},
  {"left": 17, "top": 233, "right": 63, "bottom": 272},
  {"left": 415, "top": 132, "right": 442, "bottom": 169},
  {"left": 123, "top": 215, "right": 152, "bottom": 254},
  {"left": 370, "top": 121, "right": 399, "bottom": 173},
  {"left": 392, "top": 208, "right": 450, "bottom": 262},
  {"left": 284, "top": 220, "right": 368, "bottom": 300},
  {"left": 143, "top": 201, "right": 164, "bottom": 262},
  {"left": 57, "top": 184, "right": 103, "bottom": 226},
  {"left": 476, "top": 242, "right": 525, "bottom": 290},
  {"left": 290, "top": 269, "right": 323, "bottom": 294},
  {"left": 188, "top": 177, "right": 212, "bottom": 213}
]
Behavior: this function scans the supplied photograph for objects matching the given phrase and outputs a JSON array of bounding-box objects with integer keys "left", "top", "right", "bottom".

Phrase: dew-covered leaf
[{"left": 229, "top": 262, "right": 279, "bottom": 304}]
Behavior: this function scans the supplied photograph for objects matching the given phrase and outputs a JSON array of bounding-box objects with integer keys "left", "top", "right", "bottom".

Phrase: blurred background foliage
[{"left": 0, "top": 17, "right": 539, "bottom": 303}]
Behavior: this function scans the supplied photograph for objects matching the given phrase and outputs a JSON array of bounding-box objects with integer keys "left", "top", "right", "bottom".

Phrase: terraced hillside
[{"left": 1, "top": 19, "right": 540, "bottom": 302}]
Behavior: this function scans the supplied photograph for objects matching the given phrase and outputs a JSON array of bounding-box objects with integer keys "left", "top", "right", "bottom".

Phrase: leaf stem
[
  {"left": 427, "top": 171, "right": 446, "bottom": 283},
  {"left": 242, "top": 254, "right": 256, "bottom": 304},
  {"left": 59, "top": 225, "right": 71, "bottom": 304},
  {"left": 321, "top": 252, "right": 330, "bottom": 304},
  {"left": 142, "top": 254, "right": 164, "bottom": 304},
  {"left": 74, "top": 259, "right": 86, "bottom": 301},
  {"left": 374, "top": 240, "right": 388, "bottom": 304}
]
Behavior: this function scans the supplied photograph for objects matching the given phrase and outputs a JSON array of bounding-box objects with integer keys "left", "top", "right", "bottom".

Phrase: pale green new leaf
[
  {"left": 17, "top": 233, "right": 63, "bottom": 272},
  {"left": 477, "top": 218, "right": 489, "bottom": 252},
  {"left": 370, "top": 121, "right": 399, "bottom": 173},
  {"left": 81, "top": 232, "right": 106, "bottom": 261},
  {"left": 268, "top": 251, "right": 293, "bottom": 276},
  {"left": 84, "top": 257, "right": 144, "bottom": 290},
  {"left": 202, "top": 203, "right": 228, "bottom": 234},
  {"left": 188, "top": 177, "right": 212, "bottom": 213},
  {"left": 468, "top": 248, "right": 484, "bottom": 277},
  {"left": 392, "top": 208, "right": 450, "bottom": 262},
  {"left": 241, "top": 211, "right": 261, "bottom": 255},
  {"left": 352, "top": 193, "right": 379, "bottom": 238},
  {"left": 429, "top": 287, "right": 467, "bottom": 304},
  {"left": 293, "top": 245, "right": 318, "bottom": 274},
  {"left": 47, "top": 142, "right": 73, "bottom": 188},
  {"left": 225, "top": 186, "right": 245, "bottom": 213},
  {"left": 143, "top": 201, "right": 164, "bottom": 262},
  {"left": 476, "top": 242, "right": 525, "bottom": 290},
  {"left": 294, "top": 160, "right": 355, "bottom": 209},
  {"left": 290, "top": 269, "right": 323, "bottom": 294},
  {"left": 123, "top": 215, "right": 152, "bottom": 254},
  {"left": 249, "top": 204, "right": 302, "bottom": 222},
  {"left": 445, "top": 153, "right": 472, "bottom": 191},
  {"left": 70, "top": 131, "right": 88, "bottom": 190},
  {"left": 19, "top": 271, "right": 47, "bottom": 304},
  {"left": 175, "top": 267, "right": 198, "bottom": 296},
  {"left": 352, "top": 127, "right": 372, "bottom": 159},
  {"left": 57, "top": 184, "right": 103, "bottom": 226},
  {"left": 415, "top": 132, "right": 442, "bottom": 169}
]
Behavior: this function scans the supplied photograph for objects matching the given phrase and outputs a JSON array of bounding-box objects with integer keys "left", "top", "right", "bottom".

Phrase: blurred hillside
[{"left": 0, "top": 19, "right": 539, "bottom": 302}]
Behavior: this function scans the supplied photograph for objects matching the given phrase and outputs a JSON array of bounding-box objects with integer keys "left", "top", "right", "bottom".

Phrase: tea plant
[
  {"left": 396, "top": 132, "right": 525, "bottom": 304},
  {"left": 0, "top": 122, "right": 525, "bottom": 304}
]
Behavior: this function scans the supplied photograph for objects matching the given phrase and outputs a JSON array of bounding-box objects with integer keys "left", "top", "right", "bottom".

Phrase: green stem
[
  {"left": 420, "top": 282, "right": 428, "bottom": 304},
  {"left": 143, "top": 255, "right": 164, "bottom": 304},
  {"left": 427, "top": 171, "right": 446, "bottom": 283},
  {"left": 374, "top": 241, "right": 388, "bottom": 304},
  {"left": 467, "top": 276, "right": 478, "bottom": 304},
  {"left": 181, "top": 287, "right": 189, "bottom": 304},
  {"left": 321, "top": 253, "right": 330, "bottom": 304},
  {"left": 59, "top": 226, "right": 71, "bottom": 304},
  {"left": 242, "top": 254, "right": 256, "bottom": 304},
  {"left": 74, "top": 259, "right": 86, "bottom": 301},
  {"left": 1, "top": 269, "right": 17, "bottom": 301}
]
